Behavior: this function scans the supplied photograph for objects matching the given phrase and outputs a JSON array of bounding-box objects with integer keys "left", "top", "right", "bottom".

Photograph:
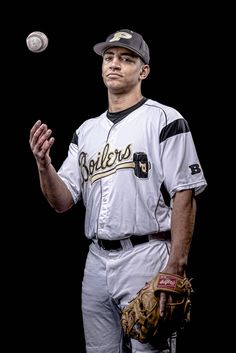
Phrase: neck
[{"left": 108, "top": 90, "right": 143, "bottom": 113}]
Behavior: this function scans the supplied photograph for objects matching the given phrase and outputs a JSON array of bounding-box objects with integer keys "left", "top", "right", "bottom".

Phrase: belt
[{"left": 97, "top": 231, "right": 170, "bottom": 251}]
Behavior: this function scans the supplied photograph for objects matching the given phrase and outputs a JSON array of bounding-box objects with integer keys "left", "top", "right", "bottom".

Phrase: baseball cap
[{"left": 93, "top": 29, "right": 150, "bottom": 64}]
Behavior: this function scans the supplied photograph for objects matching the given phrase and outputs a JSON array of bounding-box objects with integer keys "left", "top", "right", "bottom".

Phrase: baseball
[{"left": 26, "top": 31, "right": 48, "bottom": 53}]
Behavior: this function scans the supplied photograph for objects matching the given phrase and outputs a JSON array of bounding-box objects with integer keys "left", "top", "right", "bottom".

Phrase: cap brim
[{"left": 93, "top": 42, "right": 145, "bottom": 62}]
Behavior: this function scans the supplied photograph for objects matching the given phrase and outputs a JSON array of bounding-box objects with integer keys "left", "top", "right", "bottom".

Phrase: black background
[{"left": 4, "top": 2, "right": 226, "bottom": 352}]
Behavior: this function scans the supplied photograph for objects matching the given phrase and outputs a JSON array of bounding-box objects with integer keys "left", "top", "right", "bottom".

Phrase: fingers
[
  {"left": 29, "top": 120, "right": 42, "bottom": 143},
  {"left": 30, "top": 121, "right": 53, "bottom": 149},
  {"left": 159, "top": 292, "right": 167, "bottom": 317},
  {"left": 29, "top": 120, "right": 55, "bottom": 164},
  {"left": 159, "top": 292, "right": 173, "bottom": 317}
]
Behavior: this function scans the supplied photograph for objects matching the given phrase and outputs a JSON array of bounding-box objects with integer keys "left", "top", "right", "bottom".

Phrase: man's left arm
[
  {"left": 159, "top": 189, "right": 196, "bottom": 316},
  {"left": 166, "top": 189, "right": 196, "bottom": 276}
]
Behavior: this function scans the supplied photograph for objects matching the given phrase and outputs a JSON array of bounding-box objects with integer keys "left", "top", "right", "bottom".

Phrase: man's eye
[{"left": 122, "top": 57, "right": 135, "bottom": 62}]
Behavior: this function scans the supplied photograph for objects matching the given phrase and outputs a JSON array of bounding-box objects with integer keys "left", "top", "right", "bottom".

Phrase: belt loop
[{"left": 120, "top": 238, "right": 133, "bottom": 250}]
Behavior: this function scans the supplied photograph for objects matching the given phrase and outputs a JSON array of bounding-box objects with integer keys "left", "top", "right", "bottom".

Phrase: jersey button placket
[{"left": 98, "top": 178, "right": 110, "bottom": 233}]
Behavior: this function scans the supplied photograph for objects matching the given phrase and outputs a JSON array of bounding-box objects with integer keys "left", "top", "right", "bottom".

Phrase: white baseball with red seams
[{"left": 26, "top": 31, "right": 48, "bottom": 53}]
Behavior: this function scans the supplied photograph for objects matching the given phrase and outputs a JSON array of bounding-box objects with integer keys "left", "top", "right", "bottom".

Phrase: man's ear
[{"left": 140, "top": 64, "right": 150, "bottom": 80}]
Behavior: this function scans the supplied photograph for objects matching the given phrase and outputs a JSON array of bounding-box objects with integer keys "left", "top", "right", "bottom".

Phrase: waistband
[{"left": 95, "top": 231, "right": 171, "bottom": 251}]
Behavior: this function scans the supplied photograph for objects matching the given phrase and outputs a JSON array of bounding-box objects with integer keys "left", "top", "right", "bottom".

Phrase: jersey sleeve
[
  {"left": 160, "top": 117, "right": 207, "bottom": 198},
  {"left": 57, "top": 129, "right": 82, "bottom": 204}
]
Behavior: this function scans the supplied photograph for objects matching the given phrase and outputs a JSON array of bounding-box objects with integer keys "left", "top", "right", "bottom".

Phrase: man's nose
[{"left": 109, "top": 56, "right": 121, "bottom": 68}]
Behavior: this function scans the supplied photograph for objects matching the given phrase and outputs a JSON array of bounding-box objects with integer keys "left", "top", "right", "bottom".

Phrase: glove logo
[{"left": 158, "top": 275, "right": 177, "bottom": 289}]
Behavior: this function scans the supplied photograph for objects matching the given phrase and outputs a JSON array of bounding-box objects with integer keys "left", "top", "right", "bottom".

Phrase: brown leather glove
[{"left": 120, "top": 272, "right": 193, "bottom": 343}]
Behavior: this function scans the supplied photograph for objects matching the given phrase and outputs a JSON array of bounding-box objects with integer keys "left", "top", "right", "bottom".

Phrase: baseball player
[{"left": 29, "top": 29, "right": 207, "bottom": 353}]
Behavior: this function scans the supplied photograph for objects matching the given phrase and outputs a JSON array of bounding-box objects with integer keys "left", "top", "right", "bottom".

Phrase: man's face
[{"left": 102, "top": 47, "right": 146, "bottom": 93}]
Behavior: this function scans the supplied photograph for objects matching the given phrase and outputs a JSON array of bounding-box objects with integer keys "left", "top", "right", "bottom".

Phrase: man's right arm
[
  {"left": 29, "top": 120, "right": 74, "bottom": 213},
  {"left": 38, "top": 163, "right": 74, "bottom": 212}
]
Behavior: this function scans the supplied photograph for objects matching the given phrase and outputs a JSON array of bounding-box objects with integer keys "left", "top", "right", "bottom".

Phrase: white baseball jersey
[{"left": 57, "top": 98, "right": 207, "bottom": 240}]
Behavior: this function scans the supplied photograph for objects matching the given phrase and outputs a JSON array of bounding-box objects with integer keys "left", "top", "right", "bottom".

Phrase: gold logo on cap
[{"left": 109, "top": 31, "right": 132, "bottom": 42}]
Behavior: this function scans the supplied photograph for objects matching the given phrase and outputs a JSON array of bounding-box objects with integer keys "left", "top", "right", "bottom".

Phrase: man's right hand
[{"left": 29, "top": 120, "right": 55, "bottom": 170}]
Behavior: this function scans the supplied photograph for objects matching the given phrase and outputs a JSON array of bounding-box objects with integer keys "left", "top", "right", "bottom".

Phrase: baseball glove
[{"left": 120, "top": 272, "right": 193, "bottom": 343}]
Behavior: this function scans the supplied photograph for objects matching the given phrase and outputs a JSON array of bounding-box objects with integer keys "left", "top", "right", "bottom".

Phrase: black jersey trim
[
  {"left": 71, "top": 131, "right": 78, "bottom": 145},
  {"left": 159, "top": 119, "right": 190, "bottom": 142},
  {"left": 160, "top": 182, "right": 171, "bottom": 207},
  {"left": 107, "top": 97, "right": 148, "bottom": 124}
]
